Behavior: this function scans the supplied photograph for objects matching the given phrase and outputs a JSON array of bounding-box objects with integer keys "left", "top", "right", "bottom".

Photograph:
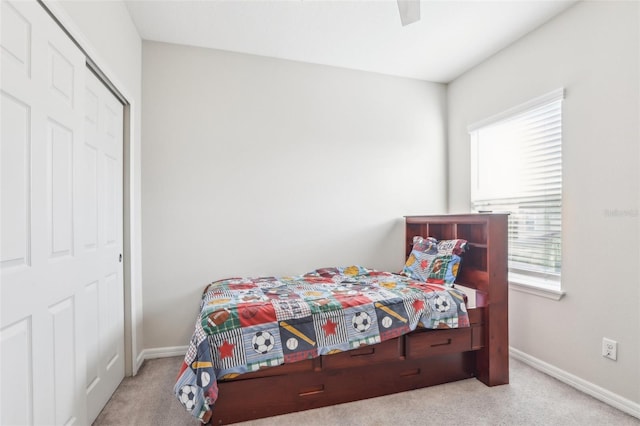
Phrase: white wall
[
  {"left": 141, "top": 41, "right": 448, "bottom": 349},
  {"left": 52, "top": 0, "right": 144, "bottom": 372},
  {"left": 448, "top": 1, "right": 639, "bottom": 406}
]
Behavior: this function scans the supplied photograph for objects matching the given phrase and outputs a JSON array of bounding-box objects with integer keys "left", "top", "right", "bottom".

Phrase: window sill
[{"left": 509, "top": 279, "right": 565, "bottom": 301}]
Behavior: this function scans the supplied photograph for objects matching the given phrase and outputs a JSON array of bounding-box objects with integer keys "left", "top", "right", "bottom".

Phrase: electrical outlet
[{"left": 602, "top": 338, "right": 617, "bottom": 361}]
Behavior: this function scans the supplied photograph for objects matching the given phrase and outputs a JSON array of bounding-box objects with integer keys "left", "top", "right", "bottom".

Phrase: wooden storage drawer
[
  {"left": 222, "top": 358, "right": 317, "bottom": 381},
  {"left": 406, "top": 327, "right": 472, "bottom": 358},
  {"left": 323, "top": 337, "right": 401, "bottom": 369},
  {"left": 468, "top": 307, "right": 484, "bottom": 325}
]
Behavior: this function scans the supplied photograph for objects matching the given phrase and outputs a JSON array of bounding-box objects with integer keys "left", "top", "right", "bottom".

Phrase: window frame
[{"left": 468, "top": 88, "right": 566, "bottom": 300}]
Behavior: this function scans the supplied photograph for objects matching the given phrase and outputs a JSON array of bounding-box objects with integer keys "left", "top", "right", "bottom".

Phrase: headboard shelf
[
  {"left": 456, "top": 223, "right": 488, "bottom": 245},
  {"left": 405, "top": 213, "right": 507, "bottom": 291},
  {"left": 405, "top": 213, "right": 509, "bottom": 386}
]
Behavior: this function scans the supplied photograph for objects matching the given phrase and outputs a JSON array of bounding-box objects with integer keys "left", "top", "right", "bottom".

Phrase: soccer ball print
[
  {"left": 242, "top": 324, "right": 284, "bottom": 371},
  {"left": 352, "top": 311, "right": 371, "bottom": 333},
  {"left": 344, "top": 306, "right": 380, "bottom": 348},
  {"left": 252, "top": 330, "right": 275, "bottom": 354},
  {"left": 178, "top": 384, "right": 198, "bottom": 411},
  {"left": 433, "top": 294, "right": 451, "bottom": 313}
]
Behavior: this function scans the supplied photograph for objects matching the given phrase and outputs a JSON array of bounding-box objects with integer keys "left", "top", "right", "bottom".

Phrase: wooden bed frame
[{"left": 208, "top": 214, "right": 509, "bottom": 425}]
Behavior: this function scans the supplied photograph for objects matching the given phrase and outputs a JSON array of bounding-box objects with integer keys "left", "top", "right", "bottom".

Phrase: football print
[
  {"left": 431, "top": 258, "right": 443, "bottom": 274},
  {"left": 252, "top": 330, "right": 275, "bottom": 354},
  {"left": 178, "top": 384, "right": 198, "bottom": 411},
  {"left": 352, "top": 311, "right": 371, "bottom": 333},
  {"left": 207, "top": 308, "right": 230, "bottom": 327}
]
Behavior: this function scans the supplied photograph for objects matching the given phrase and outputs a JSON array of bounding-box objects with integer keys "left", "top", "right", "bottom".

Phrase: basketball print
[{"left": 241, "top": 306, "right": 259, "bottom": 319}]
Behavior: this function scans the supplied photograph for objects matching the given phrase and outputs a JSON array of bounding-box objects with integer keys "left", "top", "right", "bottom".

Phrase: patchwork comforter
[{"left": 174, "top": 266, "right": 469, "bottom": 422}]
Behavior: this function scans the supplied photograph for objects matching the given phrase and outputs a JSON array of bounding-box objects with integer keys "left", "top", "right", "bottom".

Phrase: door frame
[{"left": 39, "top": 0, "right": 143, "bottom": 375}]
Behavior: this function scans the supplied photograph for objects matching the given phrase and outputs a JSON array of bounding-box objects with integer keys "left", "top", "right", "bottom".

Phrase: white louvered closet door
[{"left": 1, "top": 1, "right": 125, "bottom": 424}]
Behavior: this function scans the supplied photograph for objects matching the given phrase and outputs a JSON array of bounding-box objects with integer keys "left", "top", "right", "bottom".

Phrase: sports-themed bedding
[{"left": 174, "top": 265, "right": 469, "bottom": 422}]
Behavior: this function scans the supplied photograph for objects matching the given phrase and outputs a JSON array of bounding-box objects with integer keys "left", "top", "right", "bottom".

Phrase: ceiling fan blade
[{"left": 397, "top": 0, "right": 420, "bottom": 26}]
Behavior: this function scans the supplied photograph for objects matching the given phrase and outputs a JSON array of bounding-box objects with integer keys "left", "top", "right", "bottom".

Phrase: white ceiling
[{"left": 125, "top": 0, "right": 578, "bottom": 83}]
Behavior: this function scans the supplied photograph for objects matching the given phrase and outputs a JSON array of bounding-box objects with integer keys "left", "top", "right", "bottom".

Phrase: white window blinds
[{"left": 470, "top": 89, "right": 563, "bottom": 288}]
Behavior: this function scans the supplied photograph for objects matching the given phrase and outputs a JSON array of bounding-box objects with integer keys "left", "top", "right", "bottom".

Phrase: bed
[{"left": 174, "top": 213, "right": 509, "bottom": 424}]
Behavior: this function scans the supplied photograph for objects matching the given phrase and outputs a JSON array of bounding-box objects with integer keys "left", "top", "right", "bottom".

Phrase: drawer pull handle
[
  {"left": 400, "top": 368, "right": 420, "bottom": 377},
  {"left": 351, "top": 347, "right": 375, "bottom": 357},
  {"left": 431, "top": 338, "right": 452, "bottom": 347},
  {"left": 299, "top": 385, "right": 324, "bottom": 397}
]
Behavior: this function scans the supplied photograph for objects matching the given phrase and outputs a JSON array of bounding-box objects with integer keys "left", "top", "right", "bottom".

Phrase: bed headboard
[
  {"left": 405, "top": 213, "right": 509, "bottom": 386},
  {"left": 404, "top": 213, "right": 508, "bottom": 294}
]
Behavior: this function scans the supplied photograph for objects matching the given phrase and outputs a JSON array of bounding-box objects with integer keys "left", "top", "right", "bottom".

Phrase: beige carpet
[{"left": 93, "top": 356, "right": 639, "bottom": 426}]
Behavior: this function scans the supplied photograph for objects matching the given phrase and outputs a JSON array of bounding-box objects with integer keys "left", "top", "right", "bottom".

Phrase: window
[{"left": 469, "top": 89, "right": 564, "bottom": 298}]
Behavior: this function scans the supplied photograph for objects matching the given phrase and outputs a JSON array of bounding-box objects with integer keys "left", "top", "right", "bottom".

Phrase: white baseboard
[
  {"left": 133, "top": 346, "right": 184, "bottom": 375},
  {"left": 134, "top": 350, "right": 146, "bottom": 374},
  {"left": 140, "top": 345, "right": 189, "bottom": 361},
  {"left": 510, "top": 347, "right": 640, "bottom": 419}
]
